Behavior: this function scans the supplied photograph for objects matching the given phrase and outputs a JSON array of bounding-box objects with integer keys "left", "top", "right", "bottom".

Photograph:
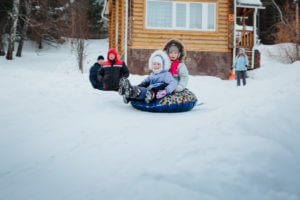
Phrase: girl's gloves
[
  {"left": 175, "top": 85, "right": 183, "bottom": 92},
  {"left": 156, "top": 89, "right": 169, "bottom": 99}
]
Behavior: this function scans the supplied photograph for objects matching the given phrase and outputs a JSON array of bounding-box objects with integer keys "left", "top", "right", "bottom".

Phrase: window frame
[{"left": 145, "top": 0, "right": 217, "bottom": 32}]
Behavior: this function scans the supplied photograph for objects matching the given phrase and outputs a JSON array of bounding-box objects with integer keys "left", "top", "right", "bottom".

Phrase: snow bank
[
  {"left": 0, "top": 40, "right": 300, "bottom": 200},
  {"left": 237, "top": 0, "right": 262, "bottom": 6},
  {"left": 236, "top": 25, "right": 254, "bottom": 31},
  {"left": 257, "top": 43, "right": 299, "bottom": 64}
]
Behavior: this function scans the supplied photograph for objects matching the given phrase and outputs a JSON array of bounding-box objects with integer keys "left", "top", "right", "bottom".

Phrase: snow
[
  {"left": 237, "top": 0, "right": 262, "bottom": 6},
  {"left": 258, "top": 43, "right": 300, "bottom": 64},
  {"left": 236, "top": 25, "right": 254, "bottom": 31},
  {"left": 1, "top": 39, "right": 300, "bottom": 200}
]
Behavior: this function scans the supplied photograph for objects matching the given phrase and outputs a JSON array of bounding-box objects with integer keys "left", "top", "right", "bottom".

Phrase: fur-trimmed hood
[
  {"left": 163, "top": 39, "right": 186, "bottom": 62},
  {"left": 148, "top": 50, "right": 171, "bottom": 72}
]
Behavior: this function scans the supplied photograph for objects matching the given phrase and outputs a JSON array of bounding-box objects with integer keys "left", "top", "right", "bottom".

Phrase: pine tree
[{"left": 88, "top": 0, "right": 104, "bottom": 38}]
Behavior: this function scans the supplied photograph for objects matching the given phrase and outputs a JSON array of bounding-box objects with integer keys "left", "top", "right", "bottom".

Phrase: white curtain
[
  {"left": 147, "top": 1, "right": 172, "bottom": 28},
  {"left": 176, "top": 3, "right": 186, "bottom": 28},
  {"left": 190, "top": 3, "right": 202, "bottom": 29},
  {"left": 207, "top": 4, "right": 216, "bottom": 30}
]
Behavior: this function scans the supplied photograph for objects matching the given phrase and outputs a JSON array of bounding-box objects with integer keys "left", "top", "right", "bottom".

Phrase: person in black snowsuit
[
  {"left": 97, "top": 49, "right": 129, "bottom": 91},
  {"left": 89, "top": 55, "right": 104, "bottom": 90}
]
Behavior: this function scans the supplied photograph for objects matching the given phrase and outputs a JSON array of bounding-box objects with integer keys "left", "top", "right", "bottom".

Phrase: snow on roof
[{"left": 237, "top": 0, "right": 262, "bottom": 6}]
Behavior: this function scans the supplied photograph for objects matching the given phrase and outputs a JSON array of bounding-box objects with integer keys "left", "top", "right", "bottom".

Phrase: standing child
[
  {"left": 89, "top": 55, "right": 104, "bottom": 90},
  {"left": 232, "top": 48, "right": 248, "bottom": 86},
  {"left": 163, "top": 39, "right": 189, "bottom": 92},
  {"left": 97, "top": 49, "right": 129, "bottom": 90},
  {"left": 119, "top": 50, "right": 177, "bottom": 104}
]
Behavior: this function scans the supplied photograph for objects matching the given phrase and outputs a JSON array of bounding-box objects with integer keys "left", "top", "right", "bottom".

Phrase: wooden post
[
  {"left": 252, "top": 8, "right": 257, "bottom": 69},
  {"left": 115, "top": 0, "right": 118, "bottom": 52},
  {"left": 233, "top": 0, "right": 237, "bottom": 64},
  {"left": 296, "top": 1, "right": 299, "bottom": 60},
  {"left": 125, "top": 0, "right": 128, "bottom": 64}
]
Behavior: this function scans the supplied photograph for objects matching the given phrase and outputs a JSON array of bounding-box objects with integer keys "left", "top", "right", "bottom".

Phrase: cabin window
[
  {"left": 146, "top": 0, "right": 216, "bottom": 31},
  {"left": 146, "top": 1, "right": 172, "bottom": 28},
  {"left": 176, "top": 3, "right": 186, "bottom": 28},
  {"left": 190, "top": 3, "right": 202, "bottom": 29}
]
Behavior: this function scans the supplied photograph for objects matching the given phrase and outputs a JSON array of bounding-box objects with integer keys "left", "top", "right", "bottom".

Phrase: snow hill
[{"left": 0, "top": 39, "right": 300, "bottom": 200}]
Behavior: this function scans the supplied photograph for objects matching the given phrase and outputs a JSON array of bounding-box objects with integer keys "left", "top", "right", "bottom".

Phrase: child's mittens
[
  {"left": 175, "top": 85, "right": 183, "bottom": 92},
  {"left": 156, "top": 89, "right": 169, "bottom": 99}
]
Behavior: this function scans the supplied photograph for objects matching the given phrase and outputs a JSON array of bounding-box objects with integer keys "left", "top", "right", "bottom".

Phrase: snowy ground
[{"left": 0, "top": 39, "right": 300, "bottom": 200}]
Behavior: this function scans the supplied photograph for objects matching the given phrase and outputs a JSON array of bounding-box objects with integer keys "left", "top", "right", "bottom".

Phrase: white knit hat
[{"left": 148, "top": 50, "right": 171, "bottom": 73}]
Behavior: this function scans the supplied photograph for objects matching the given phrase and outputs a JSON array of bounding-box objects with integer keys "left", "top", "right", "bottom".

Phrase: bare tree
[
  {"left": 295, "top": 0, "right": 299, "bottom": 60},
  {"left": 6, "top": 0, "right": 20, "bottom": 60},
  {"left": 69, "top": 0, "right": 90, "bottom": 73},
  {"left": 16, "top": 0, "right": 32, "bottom": 57},
  {"left": 0, "top": 36, "right": 5, "bottom": 56},
  {"left": 26, "top": 0, "right": 70, "bottom": 49},
  {"left": 0, "top": 0, "right": 12, "bottom": 56},
  {"left": 270, "top": 0, "right": 300, "bottom": 62},
  {"left": 0, "top": 19, "right": 8, "bottom": 56},
  {"left": 271, "top": 0, "right": 288, "bottom": 25}
]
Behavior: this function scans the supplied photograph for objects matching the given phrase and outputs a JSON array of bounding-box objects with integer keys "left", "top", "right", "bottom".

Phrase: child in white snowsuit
[
  {"left": 232, "top": 48, "right": 249, "bottom": 86},
  {"left": 119, "top": 50, "right": 177, "bottom": 104}
]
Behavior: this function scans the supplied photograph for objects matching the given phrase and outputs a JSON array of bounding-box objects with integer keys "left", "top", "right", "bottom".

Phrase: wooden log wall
[
  {"left": 129, "top": 0, "right": 231, "bottom": 52},
  {"left": 108, "top": 0, "right": 126, "bottom": 57},
  {"left": 228, "top": 0, "right": 234, "bottom": 48},
  {"left": 108, "top": 0, "right": 116, "bottom": 49}
]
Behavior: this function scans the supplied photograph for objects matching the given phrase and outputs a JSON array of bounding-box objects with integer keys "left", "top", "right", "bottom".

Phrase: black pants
[{"left": 236, "top": 71, "right": 246, "bottom": 86}]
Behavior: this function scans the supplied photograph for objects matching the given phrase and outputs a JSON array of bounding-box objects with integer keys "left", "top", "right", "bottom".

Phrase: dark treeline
[
  {"left": 260, "top": 0, "right": 299, "bottom": 44},
  {"left": 259, "top": 0, "right": 299, "bottom": 61},
  {"left": 0, "top": 0, "right": 107, "bottom": 60}
]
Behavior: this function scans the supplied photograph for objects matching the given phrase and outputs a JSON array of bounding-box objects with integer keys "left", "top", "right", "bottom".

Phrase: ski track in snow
[{"left": 0, "top": 39, "right": 300, "bottom": 200}]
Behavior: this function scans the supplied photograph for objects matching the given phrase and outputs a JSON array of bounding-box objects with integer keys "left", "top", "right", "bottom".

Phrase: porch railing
[{"left": 236, "top": 30, "right": 254, "bottom": 48}]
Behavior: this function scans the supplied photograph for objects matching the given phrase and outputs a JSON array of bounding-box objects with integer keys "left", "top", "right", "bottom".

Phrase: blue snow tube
[{"left": 130, "top": 88, "right": 197, "bottom": 113}]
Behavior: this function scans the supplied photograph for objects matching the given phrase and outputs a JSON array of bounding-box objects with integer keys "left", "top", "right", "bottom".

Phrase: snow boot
[
  {"left": 123, "top": 95, "right": 130, "bottom": 104},
  {"left": 118, "top": 78, "right": 127, "bottom": 95},
  {"left": 121, "top": 79, "right": 133, "bottom": 99},
  {"left": 122, "top": 86, "right": 143, "bottom": 104},
  {"left": 130, "top": 86, "right": 142, "bottom": 99},
  {"left": 145, "top": 90, "right": 155, "bottom": 103}
]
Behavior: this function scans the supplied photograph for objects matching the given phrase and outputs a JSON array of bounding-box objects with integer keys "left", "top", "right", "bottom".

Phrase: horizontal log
[
  {"left": 134, "top": 4, "right": 143, "bottom": 8},
  {"left": 218, "top": 11, "right": 229, "bottom": 16},
  {"left": 218, "top": 8, "right": 229, "bottom": 12},
  {"left": 219, "top": 5, "right": 230, "bottom": 9},
  {"left": 218, "top": 21, "right": 229, "bottom": 26},
  {"left": 132, "top": 12, "right": 143, "bottom": 17},
  {"left": 132, "top": 23, "right": 228, "bottom": 32},
  {"left": 132, "top": 33, "right": 228, "bottom": 41},
  {"left": 132, "top": 16, "right": 144, "bottom": 21},
  {"left": 134, "top": 21, "right": 144, "bottom": 25},
  {"left": 132, "top": 29, "right": 228, "bottom": 36},
  {"left": 132, "top": 38, "right": 228, "bottom": 45},
  {"left": 129, "top": 44, "right": 231, "bottom": 52}
]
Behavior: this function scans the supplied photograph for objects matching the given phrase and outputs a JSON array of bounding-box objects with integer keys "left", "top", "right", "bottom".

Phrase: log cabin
[{"left": 103, "top": 0, "right": 265, "bottom": 79}]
